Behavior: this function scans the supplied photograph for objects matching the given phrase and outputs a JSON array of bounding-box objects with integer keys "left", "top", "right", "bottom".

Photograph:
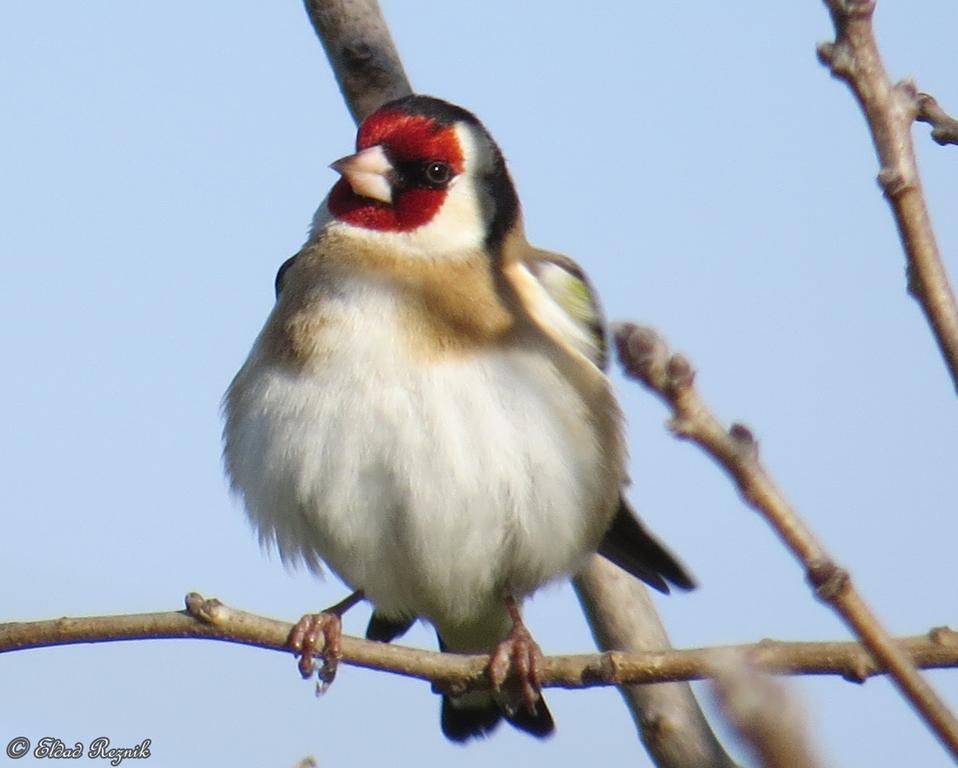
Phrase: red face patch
[{"left": 328, "top": 110, "right": 464, "bottom": 232}]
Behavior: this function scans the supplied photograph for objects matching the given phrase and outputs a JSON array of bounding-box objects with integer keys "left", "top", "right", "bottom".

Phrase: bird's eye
[{"left": 423, "top": 161, "right": 451, "bottom": 186}]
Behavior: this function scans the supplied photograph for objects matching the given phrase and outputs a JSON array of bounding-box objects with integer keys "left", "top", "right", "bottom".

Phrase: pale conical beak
[{"left": 330, "top": 145, "right": 394, "bottom": 204}]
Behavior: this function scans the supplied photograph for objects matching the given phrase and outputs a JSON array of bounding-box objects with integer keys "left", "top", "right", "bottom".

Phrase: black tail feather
[
  {"left": 365, "top": 613, "right": 415, "bottom": 643},
  {"left": 440, "top": 695, "right": 555, "bottom": 742},
  {"left": 437, "top": 631, "right": 555, "bottom": 742},
  {"left": 504, "top": 700, "right": 555, "bottom": 739},
  {"left": 440, "top": 696, "right": 503, "bottom": 742},
  {"left": 597, "top": 497, "right": 696, "bottom": 592}
]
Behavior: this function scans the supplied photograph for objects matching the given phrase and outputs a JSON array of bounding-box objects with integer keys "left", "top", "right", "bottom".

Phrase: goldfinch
[{"left": 223, "top": 94, "right": 694, "bottom": 742}]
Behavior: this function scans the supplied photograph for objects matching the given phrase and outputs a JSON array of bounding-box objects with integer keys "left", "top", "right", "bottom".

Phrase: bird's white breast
[{"left": 224, "top": 275, "right": 616, "bottom": 631}]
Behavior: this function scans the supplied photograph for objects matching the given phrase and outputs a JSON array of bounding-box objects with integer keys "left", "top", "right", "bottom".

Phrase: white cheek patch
[{"left": 308, "top": 199, "right": 334, "bottom": 241}]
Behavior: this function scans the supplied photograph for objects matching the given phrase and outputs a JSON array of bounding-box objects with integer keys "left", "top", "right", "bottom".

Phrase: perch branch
[
  {"left": 1, "top": 594, "right": 956, "bottom": 691},
  {"left": 817, "top": 0, "right": 958, "bottom": 393},
  {"left": 614, "top": 322, "right": 958, "bottom": 759}
]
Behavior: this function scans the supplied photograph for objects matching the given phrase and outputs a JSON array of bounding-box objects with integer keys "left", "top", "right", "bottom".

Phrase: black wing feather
[
  {"left": 274, "top": 254, "right": 297, "bottom": 298},
  {"left": 598, "top": 497, "right": 696, "bottom": 593}
]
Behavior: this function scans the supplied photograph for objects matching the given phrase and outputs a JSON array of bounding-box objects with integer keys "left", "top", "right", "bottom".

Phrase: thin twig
[
  {"left": 614, "top": 322, "right": 958, "bottom": 760},
  {"left": 916, "top": 94, "right": 958, "bottom": 147},
  {"left": 1, "top": 594, "right": 956, "bottom": 692},
  {"left": 817, "top": 0, "right": 958, "bottom": 393}
]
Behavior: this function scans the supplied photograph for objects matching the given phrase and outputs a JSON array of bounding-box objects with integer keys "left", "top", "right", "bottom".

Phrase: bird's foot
[
  {"left": 488, "top": 598, "right": 544, "bottom": 715},
  {"left": 289, "top": 612, "right": 343, "bottom": 691},
  {"left": 288, "top": 590, "right": 364, "bottom": 693}
]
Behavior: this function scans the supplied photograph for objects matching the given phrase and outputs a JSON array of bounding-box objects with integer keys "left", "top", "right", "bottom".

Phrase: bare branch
[
  {"left": 614, "top": 322, "right": 958, "bottom": 759},
  {"left": 303, "top": 0, "right": 411, "bottom": 122},
  {"left": 575, "top": 559, "right": 737, "bottom": 768},
  {"left": 713, "top": 655, "right": 825, "bottom": 768},
  {"left": 816, "top": 0, "right": 958, "bottom": 393},
  {"left": 916, "top": 94, "right": 958, "bottom": 147},
  {"left": 1, "top": 595, "right": 957, "bottom": 693}
]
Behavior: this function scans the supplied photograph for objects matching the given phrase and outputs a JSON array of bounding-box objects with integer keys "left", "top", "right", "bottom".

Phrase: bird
[{"left": 222, "top": 94, "right": 694, "bottom": 742}]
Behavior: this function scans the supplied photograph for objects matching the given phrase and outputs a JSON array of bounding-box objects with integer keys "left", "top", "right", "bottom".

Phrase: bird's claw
[
  {"left": 488, "top": 621, "right": 543, "bottom": 715},
  {"left": 288, "top": 612, "right": 343, "bottom": 693}
]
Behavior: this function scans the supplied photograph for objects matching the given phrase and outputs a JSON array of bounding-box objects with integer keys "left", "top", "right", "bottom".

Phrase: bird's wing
[
  {"left": 598, "top": 496, "right": 696, "bottom": 593},
  {"left": 274, "top": 254, "right": 298, "bottom": 298},
  {"left": 523, "top": 248, "right": 608, "bottom": 371},
  {"left": 524, "top": 248, "right": 696, "bottom": 593}
]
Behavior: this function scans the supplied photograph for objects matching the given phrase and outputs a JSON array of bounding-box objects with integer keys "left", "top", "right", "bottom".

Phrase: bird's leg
[
  {"left": 288, "top": 589, "right": 365, "bottom": 692},
  {"left": 488, "top": 596, "right": 544, "bottom": 715}
]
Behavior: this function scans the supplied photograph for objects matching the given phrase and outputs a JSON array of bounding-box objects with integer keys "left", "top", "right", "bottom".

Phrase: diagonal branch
[
  {"left": 614, "top": 322, "right": 958, "bottom": 760},
  {"left": 817, "top": 0, "right": 958, "bottom": 394},
  {"left": 574, "top": 559, "right": 735, "bottom": 768},
  {"left": 1, "top": 595, "right": 957, "bottom": 691}
]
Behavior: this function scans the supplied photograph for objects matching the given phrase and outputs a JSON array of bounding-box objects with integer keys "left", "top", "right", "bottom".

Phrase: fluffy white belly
[{"left": 225, "top": 289, "right": 613, "bottom": 629}]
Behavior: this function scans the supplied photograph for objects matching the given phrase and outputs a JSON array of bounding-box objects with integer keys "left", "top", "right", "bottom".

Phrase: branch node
[
  {"left": 341, "top": 39, "right": 373, "bottom": 68},
  {"left": 816, "top": 40, "right": 853, "bottom": 79},
  {"left": 905, "top": 262, "right": 923, "bottom": 301},
  {"left": 916, "top": 93, "right": 958, "bottom": 147},
  {"left": 640, "top": 710, "right": 681, "bottom": 739},
  {"left": 833, "top": 0, "right": 875, "bottom": 19},
  {"left": 816, "top": 41, "right": 836, "bottom": 66},
  {"left": 896, "top": 78, "right": 918, "bottom": 102},
  {"left": 729, "top": 423, "right": 759, "bottom": 460},
  {"left": 602, "top": 650, "right": 625, "bottom": 684},
  {"left": 876, "top": 167, "right": 911, "bottom": 199},
  {"left": 805, "top": 561, "right": 850, "bottom": 602},
  {"left": 185, "top": 592, "right": 225, "bottom": 625},
  {"left": 613, "top": 323, "right": 669, "bottom": 389},
  {"left": 666, "top": 354, "right": 696, "bottom": 391},
  {"left": 667, "top": 416, "right": 695, "bottom": 440},
  {"left": 840, "top": 658, "right": 872, "bottom": 684},
  {"left": 929, "top": 626, "right": 958, "bottom": 647}
]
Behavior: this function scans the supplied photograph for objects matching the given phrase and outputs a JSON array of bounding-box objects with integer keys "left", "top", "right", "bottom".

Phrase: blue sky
[{"left": 2, "top": 2, "right": 957, "bottom": 766}]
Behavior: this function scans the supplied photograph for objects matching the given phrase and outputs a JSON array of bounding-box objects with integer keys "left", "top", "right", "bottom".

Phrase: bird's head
[{"left": 321, "top": 95, "right": 520, "bottom": 256}]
